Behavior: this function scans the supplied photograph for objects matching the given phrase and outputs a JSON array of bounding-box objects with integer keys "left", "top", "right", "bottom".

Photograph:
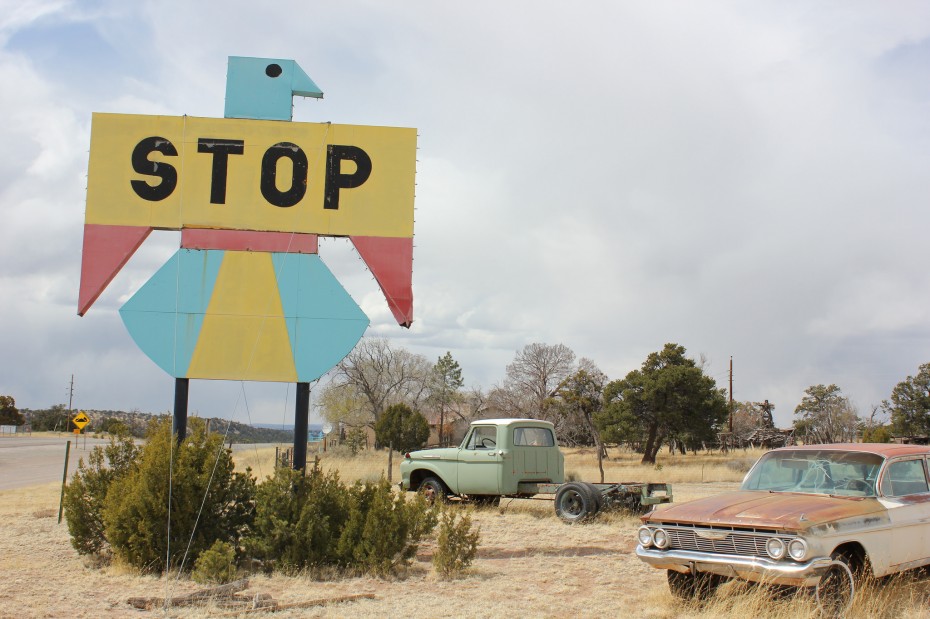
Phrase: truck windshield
[{"left": 741, "top": 449, "right": 884, "bottom": 497}]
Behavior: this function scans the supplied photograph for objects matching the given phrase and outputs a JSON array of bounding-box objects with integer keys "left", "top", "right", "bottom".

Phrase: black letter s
[{"left": 130, "top": 137, "right": 178, "bottom": 201}]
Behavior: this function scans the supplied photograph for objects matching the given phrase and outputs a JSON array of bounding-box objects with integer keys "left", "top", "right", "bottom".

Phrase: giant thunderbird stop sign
[{"left": 79, "top": 57, "right": 415, "bottom": 384}]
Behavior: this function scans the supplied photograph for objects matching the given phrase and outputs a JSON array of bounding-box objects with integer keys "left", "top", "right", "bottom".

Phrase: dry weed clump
[
  {"left": 32, "top": 508, "right": 56, "bottom": 519},
  {"left": 641, "top": 571, "right": 930, "bottom": 619}
]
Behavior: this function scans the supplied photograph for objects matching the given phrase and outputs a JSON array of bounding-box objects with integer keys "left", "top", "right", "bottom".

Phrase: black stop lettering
[
  {"left": 197, "top": 138, "right": 244, "bottom": 204},
  {"left": 130, "top": 136, "right": 178, "bottom": 201},
  {"left": 260, "top": 142, "right": 308, "bottom": 208},
  {"left": 324, "top": 145, "right": 372, "bottom": 210}
]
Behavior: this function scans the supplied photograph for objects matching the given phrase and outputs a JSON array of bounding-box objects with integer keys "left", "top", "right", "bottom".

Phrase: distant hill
[
  {"left": 22, "top": 408, "right": 294, "bottom": 444},
  {"left": 254, "top": 422, "right": 324, "bottom": 432}
]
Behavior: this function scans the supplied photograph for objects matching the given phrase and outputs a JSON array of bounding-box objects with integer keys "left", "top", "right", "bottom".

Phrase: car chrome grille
[{"left": 661, "top": 525, "right": 794, "bottom": 559}]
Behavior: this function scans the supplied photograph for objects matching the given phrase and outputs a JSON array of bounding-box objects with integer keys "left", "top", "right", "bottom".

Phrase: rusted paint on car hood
[{"left": 645, "top": 491, "right": 886, "bottom": 532}]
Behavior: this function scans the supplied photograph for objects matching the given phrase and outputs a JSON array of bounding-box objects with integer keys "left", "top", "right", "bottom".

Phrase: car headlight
[
  {"left": 766, "top": 537, "right": 786, "bottom": 560},
  {"left": 652, "top": 528, "right": 670, "bottom": 549},
  {"left": 638, "top": 526, "right": 654, "bottom": 547},
  {"left": 787, "top": 538, "right": 808, "bottom": 561}
]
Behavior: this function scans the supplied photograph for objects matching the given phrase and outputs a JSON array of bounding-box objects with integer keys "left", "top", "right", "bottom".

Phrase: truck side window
[
  {"left": 466, "top": 426, "right": 496, "bottom": 450},
  {"left": 514, "top": 427, "right": 554, "bottom": 447}
]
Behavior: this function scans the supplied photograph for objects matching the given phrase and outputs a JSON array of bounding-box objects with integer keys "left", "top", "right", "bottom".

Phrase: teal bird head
[{"left": 224, "top": 56, "right": 323, "bottom": 121}]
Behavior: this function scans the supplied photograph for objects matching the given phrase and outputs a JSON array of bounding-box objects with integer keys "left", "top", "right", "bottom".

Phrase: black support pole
[
  {"left": 293, "top": 382, "right": 310, "bottom": 472},
  {"left": 174, "top": 378, "right": 189, "bottom": 444}
]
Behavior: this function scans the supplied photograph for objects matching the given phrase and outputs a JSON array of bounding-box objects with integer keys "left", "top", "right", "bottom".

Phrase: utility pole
[
  {"left": 728, "top": 357, "right": 734, "bottom": 433},
  {"left": 66, "top": 375, "right": 74, "bottom": 433}
]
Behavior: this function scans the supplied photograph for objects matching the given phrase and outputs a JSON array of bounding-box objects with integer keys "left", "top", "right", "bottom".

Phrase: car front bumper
[{"left": 636, "top": 545, "right": 834, "bottom": 587}]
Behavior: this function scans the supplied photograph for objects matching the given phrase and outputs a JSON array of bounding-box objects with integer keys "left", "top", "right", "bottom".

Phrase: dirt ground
[
  {"left": 6, "top": 443, "right": 930, "bottom": 618},
  {"left": 0, "top": 478, "right": 708, "bottom": 619}
]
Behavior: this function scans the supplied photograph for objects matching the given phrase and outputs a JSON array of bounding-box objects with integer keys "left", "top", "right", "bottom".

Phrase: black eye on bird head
[{"left": 265, "top": 63, "right": 283, "bottom": 78}]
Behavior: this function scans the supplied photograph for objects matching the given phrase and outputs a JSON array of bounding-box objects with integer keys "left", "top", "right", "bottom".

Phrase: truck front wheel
[
  {"left": 555, "top": 482, "right": 599, "bottom": 523},
  {"left": 419, "top": 477, "right": 448, "bottom": 504}
]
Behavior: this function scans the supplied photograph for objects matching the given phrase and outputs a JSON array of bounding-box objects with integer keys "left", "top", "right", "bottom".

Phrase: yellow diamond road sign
[{"left": 72, "top": 412, "right": 90, "bottom": 430}]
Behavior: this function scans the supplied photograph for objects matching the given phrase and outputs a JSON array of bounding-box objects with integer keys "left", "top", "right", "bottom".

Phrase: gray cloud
[{"left": 2, "top": 1, "right": 929, "bottom": 428}]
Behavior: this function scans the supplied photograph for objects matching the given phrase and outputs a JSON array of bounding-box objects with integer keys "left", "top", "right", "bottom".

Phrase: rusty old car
[{"left": 636, "top": 443, "right": 930, "bottom": 609}]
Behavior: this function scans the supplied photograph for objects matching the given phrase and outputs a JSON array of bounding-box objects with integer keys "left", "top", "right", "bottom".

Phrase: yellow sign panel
[
  {"left": 85, "top": 113, "right": 416, "bottom": 238},
  {"left": 72, "top": 412, "right": 90, "bottom": 430}
]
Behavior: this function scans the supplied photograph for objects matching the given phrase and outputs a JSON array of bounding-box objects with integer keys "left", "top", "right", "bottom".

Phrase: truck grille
[{"left": 661, "top": 525, "right": 794, "bottom": 559}]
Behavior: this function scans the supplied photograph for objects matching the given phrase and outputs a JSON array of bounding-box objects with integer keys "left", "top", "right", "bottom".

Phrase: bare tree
[
  {"left": 318, "top": 383, "right": 371, "bottom": 429},
  {"left": 503, "top": 343, "right": 576, "bottom": 420},
  {"left": 486, "top": 383, "right": 528, "bottom": 419},
  {"left": 793, "top": 384, "right": 860, "bottom": 444},
  {"left": 552, "top": 358, "right": 607, "bottom": 482},
  {"left": 462, "top": 386, "right": 489, "bottom": 421},
  {"left": 729, "top": 402, "right": 758, "bottom": 444},
  {"left": 320, "top": 337, "right": 431, "bottom": 430}
]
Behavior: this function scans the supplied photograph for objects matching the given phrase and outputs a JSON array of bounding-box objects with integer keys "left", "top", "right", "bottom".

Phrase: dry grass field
[{"left": 4, "top": 445, "right": 930, "bottom": 618}]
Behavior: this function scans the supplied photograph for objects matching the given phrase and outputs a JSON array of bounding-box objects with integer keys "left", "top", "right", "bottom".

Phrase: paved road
[
  {"left": 0, "top": 436, "right": 286, "bottom": 491},
  {"left": 0, "top": 435, "right": 110, "bottom": 491}
]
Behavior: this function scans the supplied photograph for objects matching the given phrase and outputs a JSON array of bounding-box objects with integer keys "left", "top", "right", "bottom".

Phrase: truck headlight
[
  {"left": 638, "top": 526, "right": 654, "bottom": 547},
  {"left": 766, "top": 538, "right": 786, "bottom": 560},
  {"left": 652, "top": 528, "right": 670, "bottom": 549},
  {"left": 787, "top": 538, "right": 808, "bottom": 561}
]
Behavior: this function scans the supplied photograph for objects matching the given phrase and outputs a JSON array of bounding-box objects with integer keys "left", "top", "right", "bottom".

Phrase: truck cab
[{"left": 400, "top": 418, "right": 564, "bottom": 499}]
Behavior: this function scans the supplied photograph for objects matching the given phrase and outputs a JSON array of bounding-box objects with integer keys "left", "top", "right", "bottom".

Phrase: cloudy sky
[{"left": 2, "top": 1, "right": 929, "bottom": 428}]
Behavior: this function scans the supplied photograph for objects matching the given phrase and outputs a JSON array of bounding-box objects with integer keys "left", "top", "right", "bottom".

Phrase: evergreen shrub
[
  {"left": 247, "top": 466, "right": 436, "bottom": 575},
  {"left": 191, "top": 540, "right": 237, "bottom": 584},
  {"left": 102, "top": 418, "right": 255, "bottom": 573},
  {"left": 63, "top": 428, "right": 140, "bottom": 555},
  {"left": 433, "top": 506, "right": 481, "bottom": 578}
]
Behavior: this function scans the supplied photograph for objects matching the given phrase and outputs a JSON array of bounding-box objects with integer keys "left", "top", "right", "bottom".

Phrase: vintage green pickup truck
[{"left": 400, "top": 418, "right": 672, "bottom": 521}]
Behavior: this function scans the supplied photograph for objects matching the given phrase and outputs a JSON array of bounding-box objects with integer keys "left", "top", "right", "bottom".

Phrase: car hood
[
  {"left": 404, "top": 447, "right": 460, "bottom": 461},
  {"left": 645, "top": 490, "right": 885, "bottom": 532}
]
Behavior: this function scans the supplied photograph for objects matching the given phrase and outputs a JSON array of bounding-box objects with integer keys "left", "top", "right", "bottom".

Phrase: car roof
[
  {"left": 772, "top": 443, "right": 930, "bottom": 458},
  {"left": 469, "top": 418, "right": 553, "bottom": 427}
]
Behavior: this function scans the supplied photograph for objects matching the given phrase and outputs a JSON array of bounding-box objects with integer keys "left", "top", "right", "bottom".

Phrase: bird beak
[{"left": 290, "top": 62, "right": 323, "bottom": 100}]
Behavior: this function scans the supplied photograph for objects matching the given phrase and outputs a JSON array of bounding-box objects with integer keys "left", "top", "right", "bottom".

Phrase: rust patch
[{"left": 646, "top": 491, "right": 886, "bottom": 531}]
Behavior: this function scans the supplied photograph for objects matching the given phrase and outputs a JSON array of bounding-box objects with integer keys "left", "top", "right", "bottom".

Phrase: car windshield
[{"left": 741, "top": 449, "right": 884, "bottom": 497}]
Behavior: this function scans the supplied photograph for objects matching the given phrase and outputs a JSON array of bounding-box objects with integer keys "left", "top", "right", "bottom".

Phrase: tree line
[
  {"left": 8, "top": 341, "right": 929, "bottom": 460},
  {"left": 320, "top": 338, "right": 930, "bottom": 464},
  {"left": 321, "top": 340, "right": 728, "bottom": 465}
]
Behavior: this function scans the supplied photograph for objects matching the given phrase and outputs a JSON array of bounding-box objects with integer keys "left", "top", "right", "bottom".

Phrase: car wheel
[
  {"left": 667, "top": 569, "right": 724, "bottom": 600},
  {"left": 815, "top": 553, "right": 856, "bottom": 617},
  {"left": 554, "top": 482, "right": 597, "bottom": 523},
  {"left": 419, "top": 477, "right": 448, "bottom": 504}
]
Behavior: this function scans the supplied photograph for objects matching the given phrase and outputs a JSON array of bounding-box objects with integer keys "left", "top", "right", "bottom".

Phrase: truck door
[
  {"left": 511, "top": 426, "right": 557, "bottom": 481},
  {"left": 457, "top": 425, "right": 502, "bottom": 495}
]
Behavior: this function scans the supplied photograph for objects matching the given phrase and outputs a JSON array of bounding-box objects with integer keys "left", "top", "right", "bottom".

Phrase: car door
[
  {"left": 879, "top": 456, "right": 930, "bottom": 570},
  {"left": 456, "top": 425, "right": 502, "bottom": 495}
]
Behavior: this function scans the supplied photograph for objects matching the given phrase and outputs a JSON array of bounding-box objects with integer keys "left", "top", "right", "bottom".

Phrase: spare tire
[
  {"left": 581, "top": 482, "right": 603, "bottom": 514},
  {"left": 555, "top": 482, "right": 598, "bottom": 523}
]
